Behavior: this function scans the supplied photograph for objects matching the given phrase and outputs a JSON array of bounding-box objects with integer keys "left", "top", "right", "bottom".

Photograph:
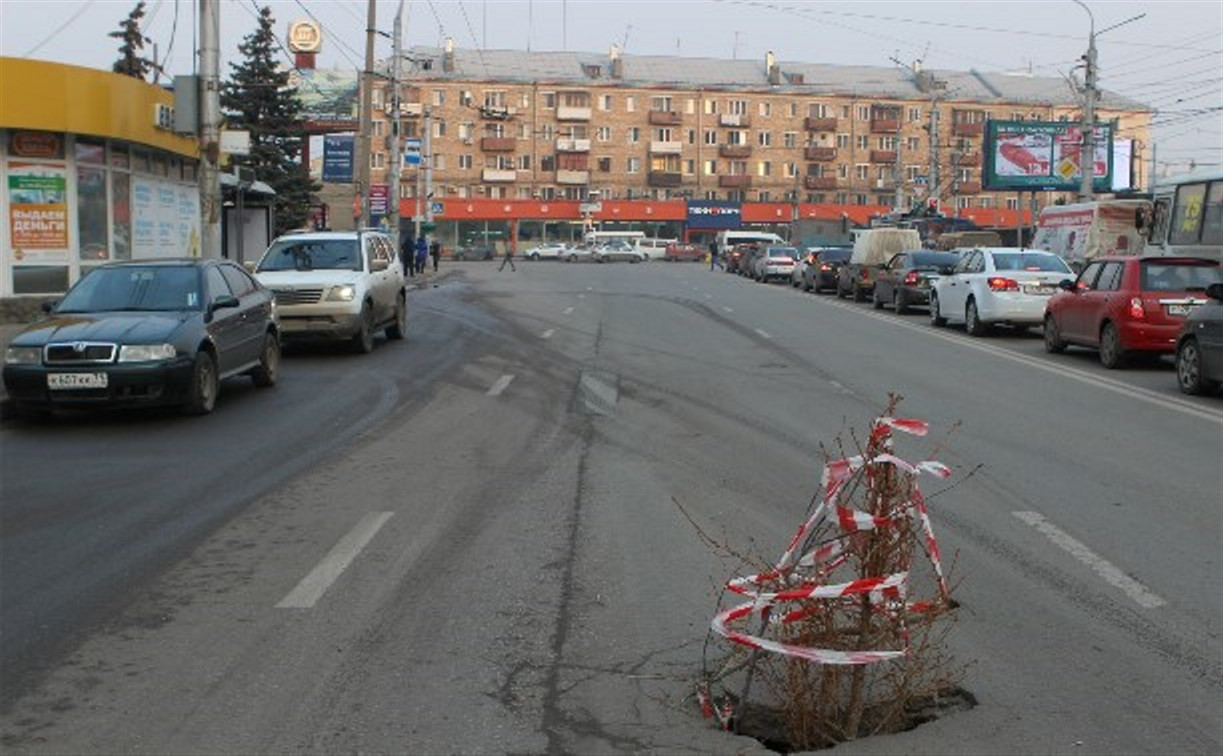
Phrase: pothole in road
[{"left": 716, "top": 685, "right": 977, "bottom": 753}]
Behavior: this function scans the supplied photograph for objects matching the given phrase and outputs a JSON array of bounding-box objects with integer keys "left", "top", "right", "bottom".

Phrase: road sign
[
  {"left": 403, "top": 138, "right": 422, "bottom": 167},
  {"left": 429, "top": 201, "right": 444, "bottom": 216},
  {"left": 914, "top": 175, "right": 929, "bottom": 185}
]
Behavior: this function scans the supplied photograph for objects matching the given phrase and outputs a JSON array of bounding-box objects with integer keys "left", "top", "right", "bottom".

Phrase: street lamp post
[{"left": 1072, "top": 0, "right": 1097, "bottom": 200}]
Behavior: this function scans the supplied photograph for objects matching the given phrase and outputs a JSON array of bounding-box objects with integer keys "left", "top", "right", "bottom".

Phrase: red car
[
  {"left": 665, "top": 242, "right": 705, "bottom": 262},
  {"left": 1043, "top": 256, "right": 1223, "bottom": 368}
]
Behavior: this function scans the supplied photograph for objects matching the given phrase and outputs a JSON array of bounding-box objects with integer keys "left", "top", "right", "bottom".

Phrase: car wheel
[
  {"left": 183, "top": 350, "right": 219, "bottom": 415},
  {"left": 250, "top": 332, "right": 281, "bottom": 387},
  {"left": 1177, "top": 337, "right": 1215, "bottom": 395},
  {"left": 929, "top": 292, "right": 947, "bottom": 327},
  {"left": 853, "top": 284, "right": 867, "bottom": 303},
  {"left": 386, "top": 291, "right": 407, "bottom": 340},
  {"left": 965, "top": 298, "right": 989, "bottom": 336},
  {"left": 894, "top": 290, "right": 909, "bottom": 315},
  {"left": 530, "top": 252, "right": 540, "bottom": 261},
  {"left": 1043, "top": 314, "right": 1066, "bottom": 354},
  {"left": 872, "top": 288, "right": 885, "bottom": 309},
  {"left": 568, "top": 254, "right": 577, "bottom": 262},
  {"left": 1099, "top": 322, "right": 1126, "bottom": 368},
  {"left": 352, "top": 303, "right": 375, "bottom": 354}
]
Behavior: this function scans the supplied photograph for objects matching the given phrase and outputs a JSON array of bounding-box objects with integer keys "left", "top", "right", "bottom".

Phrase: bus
[{"left": 1145, "top": 169, "right": 1222, "bottom": 261}]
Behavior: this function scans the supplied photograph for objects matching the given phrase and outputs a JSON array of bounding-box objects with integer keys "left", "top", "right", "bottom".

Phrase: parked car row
[{"left": 3, "top": 230, "right": 410, "bottom": 419}]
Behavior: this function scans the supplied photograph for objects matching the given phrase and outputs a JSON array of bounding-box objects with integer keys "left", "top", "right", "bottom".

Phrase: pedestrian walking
[
  {"left": 415, "top": 236, "right": 429, "bottom": 275},
  {"left": 498, "top": 242, "right": 516, "bottom": 272},
  {"left": 430, "top": 239, "right": 441, "bottom": 272},
  {"left": 402, "top": 235, "right": 415, "bottom": 277},
  {"left": 708, "top": 241, "right": 719, "bottom": 270}
]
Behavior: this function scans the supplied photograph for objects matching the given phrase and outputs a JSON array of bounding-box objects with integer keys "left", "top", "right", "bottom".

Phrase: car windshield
[
  {"left": 818, "top": 249, "right": 852, "bottom": 262},
  {"left": 56, "top": 266, "right": 201, "bottom": 313},
  {"left": 911, "top": 252, "right": 960, "bottom": 268},
  {"left": 1141, "top": 261, "right": 1223, "bottom": 291},
  {"left": 767, "top": 247, "right": 798, "bottom": 260},
  {"left": 990, "top": 253, "right": 1071, "bottom": 273},
  {"left": 258, "top": 239, "right": 362, "bottom": 272}
]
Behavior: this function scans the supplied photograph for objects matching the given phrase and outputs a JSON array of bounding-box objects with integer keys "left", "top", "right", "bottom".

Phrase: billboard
[
  {"left": 687, "top": 200, "right": 741, "bottom": 229},
  {"left": 322, "top": 135, "right": 354, "bottom": 183},
  {"left": 984, "top": 120, "right": 1113, "bottom": 192}
]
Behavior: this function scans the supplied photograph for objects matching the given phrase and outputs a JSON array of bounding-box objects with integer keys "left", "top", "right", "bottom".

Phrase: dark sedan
[
  {"left": 801, "top": 247, "right": 852, "bottom": 293},
  {"left": 873, "top": 251, "right": 960, "bottom": 313},
  {"left": 1175, "top": 282, "right": 1223, "bottom": 395},
  {"left": 3, "top": 259, "right": 280, "bottom": 418}
]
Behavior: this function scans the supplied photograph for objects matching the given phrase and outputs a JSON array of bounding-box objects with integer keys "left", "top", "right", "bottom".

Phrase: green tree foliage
[
  {"left": 110, "top": 1, "right": 154, "bottom": 80},
  {"left": 221, "top": 5, "right": 319, "bottom": 235}
]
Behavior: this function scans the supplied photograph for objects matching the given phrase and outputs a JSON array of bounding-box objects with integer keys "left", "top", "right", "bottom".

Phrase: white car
[
  {"left": 928, "top": 247, "right": 1073, "bottom": 335},
  {"left": 752, "top": 245, "right": 800, "bottom": 282},
  {"left": 254, "top": 230, "right": 407, "bottom": 353},
  {"left": 593, "top": 241, "right": 646, "bottom": 263},
  {"left": 561, "top": 244, "right": 596, "bottom": 262},
  {"left": 525, "top": 242, "right": 568, "bottom": 261}
]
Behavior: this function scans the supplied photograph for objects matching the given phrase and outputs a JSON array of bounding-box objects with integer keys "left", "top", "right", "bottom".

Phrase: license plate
[
  {"left": 48, "top": 372, "right": 108, "bottom": 389},
  {"left": 1025, "top": 286, "right": 1055, "bottom": 295},
  {"left": 1166, "top": 304, "right": 1194, "bottom": 316}
]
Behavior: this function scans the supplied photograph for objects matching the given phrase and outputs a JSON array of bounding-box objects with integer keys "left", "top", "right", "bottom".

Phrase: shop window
[
  {"left": 110, "top": 142, "right": 130, "bottom": 170},
  {"left": 12, "top": 266, "right": 69, "bottom": 294},
  {"left": 75, "top": 136, "right": 105, "bottom": 165},
  {"left": 77, "top": 166, "right": 108, "bottom": 261},
  {"left": 111, "top": 172, "right": 131, "bottom": 260}
]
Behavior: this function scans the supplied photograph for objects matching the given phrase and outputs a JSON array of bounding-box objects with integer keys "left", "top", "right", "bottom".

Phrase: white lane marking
[
  {"left": 815, "top": 298, "right": 1222, "bottom": 425},
  {"left": 754, "top": 328, "right": 772, "bottom": 339},
  {"left": 541, "top": 329, "right": 555, "bottom": 339},
  {"left": 577, "top": 293, "right": 586, "bottom": 300},
  {"left": 704, "top": 293, "right": 712, "bottom": 299},
  {"left": 828, "top": 379, "right": 851, "bottom": 394},
  {"left": 586, "top": 286, "right": 593, "bottom": 291},
  {"left": 722, "top": 306, "right": 734, "bottom": 313},
  {"left": 1013, "top": 511, "right": 1166, "bottom": 609},
  {"left": 563, "top": 306, "right": 574, "bottom": 314},
  {"left": 276, "top": 512, "right": 395, "bottom": 609},
  {"left": 487, "top": 373, "right": 516, "bottom": 396}
]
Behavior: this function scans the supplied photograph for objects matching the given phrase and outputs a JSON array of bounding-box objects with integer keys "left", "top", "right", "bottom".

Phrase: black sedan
[
  {"left": 872, "top": 251, "right": 960, "bottom": 313},
  {"left": 3, "top": 259, "right": 280, "bottom": 417},
  {"left": 1175, "top": 282, "right": 1223, "bottom": 395},
  {"left": 801, "top": 247, "right": 852, "bottom": 293}
]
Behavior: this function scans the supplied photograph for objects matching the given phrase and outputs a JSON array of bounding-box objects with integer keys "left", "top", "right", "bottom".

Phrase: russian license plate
[
  {"left": 1025, "top": 285, "right": 1055, "bottom": 295},
  {"left": 48, "top": 372, "right": 108, "bottom": 390},
  {"left": 1166, "top": 303, "right": 1194, "bottom": 316}
]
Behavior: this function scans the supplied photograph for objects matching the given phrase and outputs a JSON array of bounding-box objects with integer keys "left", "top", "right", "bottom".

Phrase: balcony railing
[
  {"left": 804, "top": 146, "right": 837, "bottom": 161},
  {"left": 870, "top": 118, "right": 901, "bottom": 134},
  {"left": 719, "top": 113, "right": 751, "bottom": 127},
  {"left": 649, "top": 141, "right": 683, "bottom": 155},
  {"left": 648, "top": 171, "right": 682, "bottom": 188},
  {"left": 804, "top": 176, "right": 838, "bottom": 190},
  {"left": 952, "top": 122, "right": 985, "bottom": 137},
  {"left": 481, "top": 168, "right": 517, "bottom": 182},
  {"left": 556, "top": 105, "right": 592, "bottom": 121},
  {"left": 556, "top": 169, "right": 590, "bottom": 185},
  {"left": 718, "top": 174, "right": 752, "bottom": 188},
  {"left": 648, "top": 110, "right": 682, "bottom": 126},
  {"left": 956, "top": 181, "right": 982, "bottom": 194},
  {"left": 869, "top": 150, "right": 898, "bottom": 163},
  {"left": 804, "top": 117, "right": 838, "bottom": 132},
  {"left": 555, "top": 138, "right": 591, "bottom": 152},
  {"left": 480, "top": 137, "right": 515, "bottom": 152},
  {"left": 718, "top": 144, "right": 753, "bottom": 158}
]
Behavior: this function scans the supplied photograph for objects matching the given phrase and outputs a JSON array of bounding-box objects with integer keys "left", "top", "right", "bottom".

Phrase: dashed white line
[
  {"left": 276, "top": 512, "right": 395, "bottom": 609},
  {"left": 1013, "top": 511, "right": 1166, "bottom": 609},
  {"left": 704, "top": 293, "right": 712, "bottom": 299},
  {"left": 541, "top": 329, "right": 555, "bottom": 339},
  {"left": 721, "top": 306, "right": 734, "bottom": 313},
  {"left": 487, "top": 373, "right": 516, "bottom": 396},
  {"left": 577, "top": 293, "right": 586, "bottom": 300},
  {"left": 563, "top": 306, "right": 574, "bottom": 314},
  {"left": 754, "top": 328, "right": 772, "bottom": 339}
]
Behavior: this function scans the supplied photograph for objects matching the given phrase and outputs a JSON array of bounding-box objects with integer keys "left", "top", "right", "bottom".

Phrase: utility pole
[
  {"left": 415, "top": 108, "right": 432, "bottom": 242},
  {"left": 1079, "top": 11, "right": 1098, "bottom": 200},
  {"left": 388, "top": 1, "right": 404, "bottom": 253},
  {"left": 356, "top": 0, "right": 377, "bottom": 229},
  {"left": 893, "top": 134, "right": 903, "bottom": 211},
  {"left": 198, "top": 0, "right": 221, "bottom": 258}
]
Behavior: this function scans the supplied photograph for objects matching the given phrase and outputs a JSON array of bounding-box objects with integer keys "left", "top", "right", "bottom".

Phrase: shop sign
[
  {"left": 687, "top": 200, "right": 742, "bottom": 229},
  {"left": 288, "top": 21, "right": 322, "bottom": 53},
  {"left": 8, "top": 162, "right": 69, "bottom": 259},
  {"left": 369, "top": 184, "right": 389, "bottom": 215},
  {"left": 10, "top": 131, "right": 64, "bottom": 160},
  {"left": 323, "top": 134, "right": 355, "bottom": 182}
]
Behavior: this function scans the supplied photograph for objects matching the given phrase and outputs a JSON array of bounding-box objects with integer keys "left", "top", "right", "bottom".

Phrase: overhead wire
[
  {"left": 291, "top": 0, "right": 365, "bottom": 71},
  {"left": 23, "top": 0, "right": 97, "bottom": 57}
]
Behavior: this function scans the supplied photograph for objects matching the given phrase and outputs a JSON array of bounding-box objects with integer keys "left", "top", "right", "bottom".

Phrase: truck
[
  {"left": 838, "top": 227, "right": 922, "bottom": 301},
  {"left": 1031, "top": 199, "right": 1149, "bottom": 271}
]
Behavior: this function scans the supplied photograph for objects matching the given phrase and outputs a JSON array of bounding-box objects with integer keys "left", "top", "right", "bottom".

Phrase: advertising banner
[
  {"left": 131, "top": 178, "right": 199, "bottom": 258},
  {"left": 323, "top": 134, "right": 355, "bottom": 182},
  {"left": 8, "top": 162, "right": 69, "bottom": 261},
  {"left": 687, "top": 200, "right": 742, "bottom": 229},
  {"left": 985, "top": 120, "right": 1112, "bottom": 192},
  {"left": 369, "top": 184, "right": 390, "bottom": 216}
]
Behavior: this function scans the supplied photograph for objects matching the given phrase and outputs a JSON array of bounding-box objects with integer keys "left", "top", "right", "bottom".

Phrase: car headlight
[
  {"left": 118, "top": 343, "right": 177, "bottom": 362},
  {"left": 327, "top": 285, "right": 356, "bottom": 302},
  {"left": 4, "top": 346, "right": 41, "bottom": 365}
]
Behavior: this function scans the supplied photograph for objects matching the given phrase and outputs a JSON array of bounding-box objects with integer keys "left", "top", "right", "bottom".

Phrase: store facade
[{"left": 0, "top": 57, "right": 200, "bottom": 298}]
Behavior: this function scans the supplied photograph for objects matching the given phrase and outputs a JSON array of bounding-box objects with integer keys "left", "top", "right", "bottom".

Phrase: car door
[
  {"left": 878, "top": 253, "right": 906, "bottom": 303},
  {"left": 219, "top": 262, "right": 267, "bottom": 364},
  {"left": 366, "top": 236, "right": 393, "bottom": 322},
  {"left": 1080, "top": 261, "right": 1124, "bottom": 345},
  {"left": 203, "top": 265, "right": 244, "bottom": 373},
  {"left": 1058, "top": 261, "right": 1104, "bottom": 342},
  {"left": 940, "top": 250, "right": 977, "bottom": 317}
]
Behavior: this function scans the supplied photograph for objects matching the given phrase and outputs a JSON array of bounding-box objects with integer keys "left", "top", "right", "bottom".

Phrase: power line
[
  {"left": 24, "top": 0, "right": 97, "bottom": 57},
  {"left": 291, "top": 0, "right": 364, "bottom": 71},
  {"left": 156, "top": 0, "right": 181, "bottom": 77}
]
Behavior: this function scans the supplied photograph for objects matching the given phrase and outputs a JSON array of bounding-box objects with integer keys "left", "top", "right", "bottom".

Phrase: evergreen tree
[
  {"left": 221, "top": 5, "right": 319, "bottom": 235},
  {"left": 110, "top": 1, "right": 154, "bottom": 80}
]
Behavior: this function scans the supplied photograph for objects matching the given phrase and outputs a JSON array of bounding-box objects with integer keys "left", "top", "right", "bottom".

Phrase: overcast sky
[{"left": 3, "top": 0, "right": 1219, "bottom": 175}]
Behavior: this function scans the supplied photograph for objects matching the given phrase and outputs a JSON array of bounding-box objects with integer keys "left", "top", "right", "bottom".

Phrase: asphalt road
[{"left": 1, "top": 261, "right": 1219, "bottom": 753}]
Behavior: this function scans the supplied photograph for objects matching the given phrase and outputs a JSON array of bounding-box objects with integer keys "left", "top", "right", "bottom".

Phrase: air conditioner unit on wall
[{"left": 153, "top": 103, "right": 174, "bottom": 131}]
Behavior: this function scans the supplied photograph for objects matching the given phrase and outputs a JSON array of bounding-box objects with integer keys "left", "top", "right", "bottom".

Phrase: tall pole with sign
[
  {"left": 356, "top": 0, "right": 376, "bottom": 229},
  {"left": 198, "top": 0, "right": 221, "bottom": 259},
  {"left": 388, "top": 1, "right": 403, "bottom": 253},
  {"left": 1075, "top": 0, "right": 1097, "bottom": 200}
]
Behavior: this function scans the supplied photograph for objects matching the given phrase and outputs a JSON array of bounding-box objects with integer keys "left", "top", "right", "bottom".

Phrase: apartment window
[
  {"left": 728, "top": 130, "right": 747, "bottom": 145},
  {"left": 433, "top": 154, "right": 446, "bottom": 170},
  {"left": 433, "top": 120, "right": 446, "bottom": 138},
  {"left": 705, "top": 190, "right": 719, "bottom": 200},
  {"left": 519, "top": 92, "right": 530, "bottom": 109},
  {"left": 458, "top": 122, "right": 473, "bottom": 140},
  {"left": 704, "top": 159, "right": 718, "bottom": 175},
  {"left": 655, "top": 127, "right": 673, "bottom": 142},
  {"left": 856, "top": 104, "right": 870, "bottom": 120},
  {"left": 516, "top": 186, "right": 533, "bottom": 199},
  {"left": 539, "top": 124, "right": 554, "bottom": 141},
  {"left": 906, "top": 136, "right": 920, "bottom": 151},
  {"left": 783, "top": 132, "right": 798, "bottom": 148},
  {"left": 836, "top": 192, "right": 848, "bottom": 204},
  {"left": 837, "top": 133, "right": 850, "bottom": 148},
  {"left": 684, "top": 159, "right": 695, "bottom": 175},
  {"left": 730, "top": 160, "right": 748, "bottom": 175},
  {"left": 704, "top": 99, "right": 719, "bottom": 115},
  {"left": 905, "top": 165, "right": 920, "bottom": 180},
  {"left": 704, "top": 130, "right": 718, "bottom": 146},
  {"left": 484, "top": 90, "right": 506, "bottom": 108},
  {"left": 565, "top": 124, "right": 589, "bottom": 139},
  {"left": 517, "top": 155, "right": 531, "bottom": 170},
  {"left": 541, "top": 155, "right": 555, "bottom": 171},
  {"left": 759, "top": 101, "right": 772, "bottom": 117},
  {"left": 370, "top": 152, "right": 386, "bottom": 169},
  {"left": 879, "top": 136, "right": 898, "bottom": 150},
  {"left": 837, "top": 164, "right": 849, "bottom": 179},
  {"left": 789, "top": 102, "right": 799, "bottom": 117},
  {"left": 842, "top": 105, "right": 851, "bottom": 118},
  {"left": 729, "top": 99, "right": 748, "bottom": 115},
  {"left": 1006, "top": 196, "right": 1019, "bottom": 210},
  {"left": 651, "top": 95, "right": 673, "bottom": 112},
  {"left": 1012, "top": 112, "right": 1026, "bottom": 121},
  {"left": 627, "top": 127, "right": 641, "bottom": 144},
  {"left": 593, "top": 126, "right": 611, "bottom": 142},
  {"left": 626, "top": 95, "right": 636, "bottom": 112},
  {"left": 542, "top": 91, "right": 556, "bottom": 108},
  {"left": 808, "top": 103, "right": 831, "bottom": 118},
  {"left": 627, "top": 157, "right": 641, "bottom": 173},
  {"left": 979, "top": 196, "right": 993, "bottom": 208},
  {"left": 958, "top": 168, "right": 973, "bottom": 182},
  {"left": 855, "top": 164, "right": 869, "bottom": 180},
  {"left": 457, "top": 90, "right": 473, "bottom": 107},
  {"left": 539, "top": 187, "right": 556, "bottom": 200},
  {"left": 908, "top": 106, "right": 921, "bottom": 122},
  {"left": 759, "top": 191, "right": 771, "bottom": 202},
  {"left": 876, "top": 166, "right": 889, "bottom": 180},
  {"left": 757, "top": 131, "right": 772, "bottom": 147},
  {"left": 956, "top": 196, "right": 972, "bottom": 209},
  {"left": 598, "top": 157, "right": 611, "bottom": 172},
  {"left": 485, "top": 123, "right": 507, "bottom": 139},
  {"left": 687, "top": 129, "right": 697, "bottom": 144},
  {"left": 432, "top": 90, "right": 445, "bottom": 106},
  {"left": 758, "top": 161, "right": 772, "bottom": 177},
  {"left": 599, "top": 94, "right": 612, "bottom": 111},
  {"left": 372, "top": 120, "right": 385, "bottom": 137},
  {"left": 458, "top": 154, "right": 473, "bottom": 170},
  {"left": 685, "top": 98, "right": 696, "bottom": 114},
  {"left": 856, "top": 135, "right": 869, "bottom": 150}
]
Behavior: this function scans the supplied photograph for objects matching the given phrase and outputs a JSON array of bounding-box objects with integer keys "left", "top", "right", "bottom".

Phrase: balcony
[
  {"left": 556, "top": 169, "right": 590, "bottom": 185},
  {"left": 718, "top": 144, "right": 753, "bottom": 158},
  {"left": 648, "top": 171, "right": 682, "bottom": 188},
  {"left": 556, "top": 105, "right": 592, "bottom": 121},
  {"left": 648, "top": 110, "right": 682, "bottom": 126},
  {"left": 649, "top": 140, "right": 683, "bottom": 155},
  {"left": 804, "top": 176, "right": 838, "bottom": 190},
  {"left": 481, "top": 168, "right": 517, "bottom": 182},
  {"left": 957, "top": 152, "right": 982, "bottom": 167},
  {"left": 952, "top": 122, "right": 985, "bottom": 137},
  {"left": 479, "top": 105, "right": 517, "bottom": 120},
  {"left": 480, "top": 137, "right": 515, "bottom": 152},
  {"left": 956, "top": 181, "right": 982, "bottom": 194},
  {"left": 804, "top": 146, "right": 837, "bottom": 161},
  {"left": 870, "top": 118, "right": 901, "bottom": 134},
  {"left": 804, "top": 117, "right": 838, "bottom": 132},
  {"left": 869, "top": 150, "right": 898, "bottom": 163},
  {"left": 719, "top": 113, "right": 751, "bottom": 127},
  {"left": 555, "top": 137, "right": 591, "bottom": 152},
  {"left": 718, "top": 174, "right": 752, "bottom": 188}
]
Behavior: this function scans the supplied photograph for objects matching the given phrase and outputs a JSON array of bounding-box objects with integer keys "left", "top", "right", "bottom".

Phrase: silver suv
[{"left": 254, "top": 230, "right": 407, "bottom": 353}]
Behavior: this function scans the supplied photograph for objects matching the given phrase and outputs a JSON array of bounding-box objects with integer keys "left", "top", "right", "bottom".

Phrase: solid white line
[
  {"left": 487, "top": 373, "right": 515, "bottom": 396},
  {"left": 754, "top": 328, "right": 772, "bottom": 339},
  {"left": 563, "top": 306, "right": 574, "bottom": 314},
  {"left": 704, "top": 293, "right": 712, "bottom": 299},
  {"left": 541, "top": 329, "right": 555, "bottom": 339},
  {"left": 722, "top": 306, "right": 734, "bottom": 313},
  {"left": 577, "top": 293, "right": 585, "bottom": 300},
  {"left": 1013, "top": 511, "right": 1166, "bottom": 609},
  {"left": 276, "top": 512, "right": 395, "bottom": 609}
]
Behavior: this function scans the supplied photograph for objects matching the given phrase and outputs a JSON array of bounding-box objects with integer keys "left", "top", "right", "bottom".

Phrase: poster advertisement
[
  {"left": 8, "top": 162, "right": 69, "bottom": 261},
  {"left": 323, "top": 135, "right": 355, "bottom": 182},
  {"left": 984, "top": 120, "right": 1112, "bottom": 192},
  {"left": 132, "top": 178, "right": 199, "bottom": 258},
  {"left": 132, "top": 177, "right": 157, "bottom": 257}
]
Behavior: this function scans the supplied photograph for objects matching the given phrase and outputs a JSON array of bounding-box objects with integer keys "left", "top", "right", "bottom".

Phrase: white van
[
  {"left": 715, "top": 230, "right": 786, "bottom": 257},
  {"left": 584, "top": 230, "right": 647, "bottom": 249},
  {"left": 632, "top": 238, "right": 678, "bottom": 260}
]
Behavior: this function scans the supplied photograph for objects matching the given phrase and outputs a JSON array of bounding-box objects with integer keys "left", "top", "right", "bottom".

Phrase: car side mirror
[
  {"left": 1206, "top": 282, "right": 1223, "bottom": 302},
  {"left": 211, "top": 294, "right": 240, "bottom": 312},
  {"left": 1058, "top": 279, "right": 1075, "bottom": 292}
]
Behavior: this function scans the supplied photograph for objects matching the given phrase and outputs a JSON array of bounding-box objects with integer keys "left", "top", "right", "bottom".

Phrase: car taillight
[
  {"left": 987, "top": 277, "right": 1019, "bottom": 291},
  {"left": 1129, "top": 297, "right": 1145, "bottom": 319},
  {"left": 860, "top": 268, "right": 870, "bottom": 281},
  {"left": 819, "top": 263, "right": 832, "bottom": 271},
  {"left": 903, "top": 271, "right": 920, "bottom": 285}
]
